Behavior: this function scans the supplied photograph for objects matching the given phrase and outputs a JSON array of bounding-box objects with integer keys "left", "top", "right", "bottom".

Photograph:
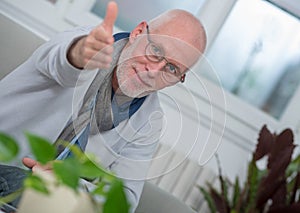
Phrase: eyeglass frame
[{"left": 145, "top": 25, "right": 186, "bottom": 83}]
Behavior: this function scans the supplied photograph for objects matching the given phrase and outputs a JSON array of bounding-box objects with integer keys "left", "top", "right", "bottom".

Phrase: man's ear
[{"left": 129, "top": 21, "right": 147, "bottom": 43}]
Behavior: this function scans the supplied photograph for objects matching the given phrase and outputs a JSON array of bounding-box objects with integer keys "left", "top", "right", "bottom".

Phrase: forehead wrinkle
[{"left": 147, "top": 8, "right": 206, "bottom": 53}]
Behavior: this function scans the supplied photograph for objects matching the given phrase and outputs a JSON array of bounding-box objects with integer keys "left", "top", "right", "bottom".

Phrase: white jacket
[{"left": 0, "top": 26, "right": 163, "bottom": 212}]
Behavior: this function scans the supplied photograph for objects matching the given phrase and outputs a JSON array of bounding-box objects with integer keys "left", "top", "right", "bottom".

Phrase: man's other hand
[{"left": 22, "top": 157, "right": 52, "bottom": 173}]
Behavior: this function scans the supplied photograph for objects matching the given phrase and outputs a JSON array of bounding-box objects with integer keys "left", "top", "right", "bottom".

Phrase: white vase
[{"left": 17, "top": 169, "right": 98, "bottom": 213}]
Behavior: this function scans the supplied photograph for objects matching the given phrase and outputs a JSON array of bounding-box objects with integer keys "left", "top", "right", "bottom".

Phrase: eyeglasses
[{"left": 145, "top": 25, "right": 186, "bottom": 83}]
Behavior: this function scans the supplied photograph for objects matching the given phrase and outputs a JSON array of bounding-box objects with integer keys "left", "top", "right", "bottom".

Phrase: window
[
  {"left": 267, "top": 0, "right": 300, "bottom": 19},
  {"left": 202, "top": 0, "right": 300, "bottom": 119},
  {"left": 64, "top": 0, "right": 206, "bottom": 31},
  {"left": 45, "top": 0, "right": 57, "bottom": 4},
  {"left": 91, "top": 0, "right": 205, "bottom": 30}
]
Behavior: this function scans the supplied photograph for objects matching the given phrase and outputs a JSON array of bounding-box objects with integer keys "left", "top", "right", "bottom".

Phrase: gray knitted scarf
[{"left": 54, "top": 38, "right": 128, "bottom": 154}]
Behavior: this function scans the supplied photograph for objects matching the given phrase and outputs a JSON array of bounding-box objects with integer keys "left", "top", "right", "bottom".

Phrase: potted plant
[
  {"left": 0, "top": 132, "right": 130, "bottom": 213},
  {"left": 199, "top": 125, "right": 300, "bottom": 213}
]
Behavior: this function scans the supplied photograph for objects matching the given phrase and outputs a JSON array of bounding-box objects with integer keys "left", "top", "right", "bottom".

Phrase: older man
[{"left": 0, "top": 1, "right": 206, "bottom": 212}]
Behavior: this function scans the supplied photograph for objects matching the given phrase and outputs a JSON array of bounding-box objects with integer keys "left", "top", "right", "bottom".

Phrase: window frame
[{"left": 267, "top": 0, "right": 300, "bottom": 19}]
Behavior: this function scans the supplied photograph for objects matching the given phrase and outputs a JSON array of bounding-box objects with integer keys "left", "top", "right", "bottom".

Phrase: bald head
[{"left": 149, "top": 9, "right": 207, "bottom": 54}]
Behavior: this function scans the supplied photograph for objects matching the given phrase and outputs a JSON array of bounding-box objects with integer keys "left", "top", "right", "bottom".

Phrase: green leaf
[
  {"left": 287, "top": 172, "right": 300, "bottom": 204},
  {"left": 24, "top": 174, "right": 49, "bottom": 194},
  {"left": 232, "top": 177, "right": 240, "bottom": 209},
  {"left": 92, "top": 181, "right": 106, "bottom": 196},
  {"left": 286, "top": 154, "right": 300, "bottom": 178},
  {"left": 25, "top": 132, "right": 56, "bottom": 164},
  {"left": 0, "top": 132, "right": 19, "bottom": 162},
  {"left": 219, "top": 175, "right": 230, "bottom": 209},
  {"left": 103, "top": 180, "right": 130, "bottom": 213},
  {"left": 53, "top": 158, "right": 80, "bottom": 190},
  {"left": 79, "top": 159, "right": 106, "bottom": 179},
  {"left": 245, "top": 160, "right": 260, "bottom": 212},
  {"left": 198, "top": 186, "right": 217, "bottom": 213}
]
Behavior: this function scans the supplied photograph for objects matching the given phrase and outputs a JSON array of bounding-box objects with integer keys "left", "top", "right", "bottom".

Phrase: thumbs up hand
[{"left": 67, "top": 1, "right": 118, "bottom": 70}]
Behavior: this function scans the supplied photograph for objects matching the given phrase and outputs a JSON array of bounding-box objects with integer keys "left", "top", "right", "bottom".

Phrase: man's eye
[
  {"left": 150, "top": 44, "right": 163, "bottom": 56},
  {"left": 165, "top": 63, "right": 178, "bottom": 74}
]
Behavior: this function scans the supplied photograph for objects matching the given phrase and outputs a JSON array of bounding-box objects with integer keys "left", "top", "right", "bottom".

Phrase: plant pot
[{"left": 17, "top": 169, "right": 98, "bottom": 213}]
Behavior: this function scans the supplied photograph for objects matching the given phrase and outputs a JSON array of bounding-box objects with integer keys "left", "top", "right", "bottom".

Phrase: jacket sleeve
[{"left": 31, "top": 26, "right": 95, "bottom": 87}]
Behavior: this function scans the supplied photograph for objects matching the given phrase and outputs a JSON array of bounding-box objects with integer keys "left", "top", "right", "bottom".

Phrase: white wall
[{"left": 0, "top": 13, "right": 45, "bottom": 79}]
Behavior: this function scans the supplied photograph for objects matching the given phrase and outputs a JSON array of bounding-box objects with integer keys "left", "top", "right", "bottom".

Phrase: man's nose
[{"left": 145, "top": 60, "right": 166, "bottom": 73}]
